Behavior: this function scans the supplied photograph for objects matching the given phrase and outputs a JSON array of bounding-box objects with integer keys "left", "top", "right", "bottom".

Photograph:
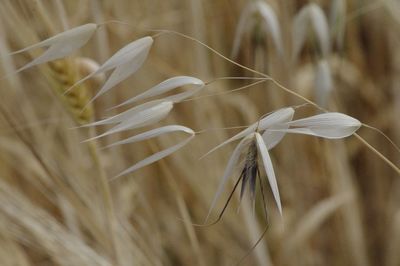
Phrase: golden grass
[{"left": 0, "top": 0, "right": 399, "bottom": 265}]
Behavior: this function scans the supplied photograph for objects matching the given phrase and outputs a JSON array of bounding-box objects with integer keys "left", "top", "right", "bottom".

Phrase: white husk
[
  {"left": 258, "top": 107, "right": 295, "bottom": 130},
  {"left": 309, "top": 4, "right": 330, "bottom": 57},
  {"left": 255, "top": 1, "right": 284, "bottom": 56},
  {"left": 89, "top": 47, "right": 151, "bottom": 103},
  {"left": 231, "top": 1, "right": 283, "bottom": 58},
  {"left": 203, "top": 107, "right": 294, "bottom": 157},
  {"left": 113, "top": 76, "right": 204, "bottom": 108},
  {"left": 292, "top": 4, "right": 330, "bottom": 61},
  {"left": 270, "top": 112, "right": 361, "bottom": 139},
  {"left": 66, "top": 36, "right": 153, "bottom": 102},
  {"left": 12, "top": 24, "right": 97, "bottom": 73},
  {"left": 104, "top": 125, "right": 194, "bottom": 149},
  {"left": 261, "top": 107, "right": 295, "bottom": 149},
  {"left": 83, "top": 101, "right": 173, "bottom": 141},
  {"left": 81, "top": 100, "right": 168, "bottom": 127},
  {"left": 201, "top": 124, "right": 257, "bottom": 158},
  {"left": 111, "top": 127, "right": 195, "bottom": 179},
  {"left": 255, "top": 133, "right": 282, "bottom": 215}
]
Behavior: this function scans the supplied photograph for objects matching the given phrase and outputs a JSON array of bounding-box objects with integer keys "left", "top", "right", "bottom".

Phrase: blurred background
[{"left": 0, "top": 0, "right": 399, "bottom": 265}]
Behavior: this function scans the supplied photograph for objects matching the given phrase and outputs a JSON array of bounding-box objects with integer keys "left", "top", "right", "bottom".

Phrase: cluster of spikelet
[{"left": 2, "top": 14, "right": 366, "bottom": 222}]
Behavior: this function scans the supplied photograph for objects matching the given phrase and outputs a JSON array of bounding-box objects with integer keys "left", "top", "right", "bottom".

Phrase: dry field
[{"left": 0, "top": 0, "right": 399, "bottom": 265}]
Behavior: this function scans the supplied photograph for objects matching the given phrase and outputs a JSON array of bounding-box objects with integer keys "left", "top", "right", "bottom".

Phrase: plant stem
[
  {"left": 87, "top": 127, "right": 119, "bottom": 266},
  {"left": 354, "top": 133, "right": 400, "bottom": 175}
]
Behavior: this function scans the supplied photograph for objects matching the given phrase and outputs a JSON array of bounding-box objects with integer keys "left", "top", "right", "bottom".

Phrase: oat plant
[{"left": 0, "top": 1, "right": 400, "bottom": 266}]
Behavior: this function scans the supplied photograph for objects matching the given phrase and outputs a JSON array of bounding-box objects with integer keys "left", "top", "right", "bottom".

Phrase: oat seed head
[
  {"left": 10, "top": 23, "right": 97, "bottom": 74},
  {"left": 292, "top": 3, "right": 330, "bottom": 62},
  {"left": 231, "top": 1, "right": 283, "bottom": 58},
  {"left": 66, "top": 36, "right": 154, "bottom": 105},
  {"left": 82, "top": 100, "right": 173, "bottom": 142},
  {"left": 111, "top": 76, "right": 205, "bottom": 109}
]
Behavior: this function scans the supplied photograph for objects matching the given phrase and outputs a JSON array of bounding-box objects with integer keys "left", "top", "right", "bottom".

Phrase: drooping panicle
[{"left": 206, "top": 107, "right": 361, "bottom": 220}]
